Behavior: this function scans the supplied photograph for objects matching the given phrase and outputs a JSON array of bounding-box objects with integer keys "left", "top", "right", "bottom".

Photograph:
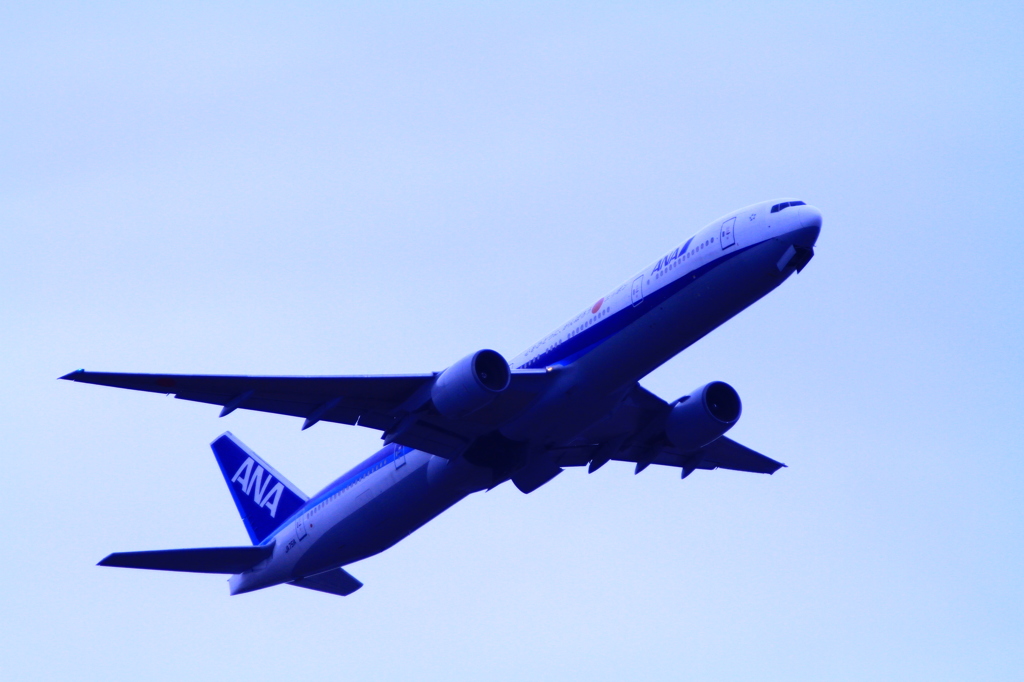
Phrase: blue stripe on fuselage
[
  {"left": 257, "top": 239, "right": 765, "bottom": 546},
  {"left": 517, "top": 241, "right": 760, "bottom": 370}
]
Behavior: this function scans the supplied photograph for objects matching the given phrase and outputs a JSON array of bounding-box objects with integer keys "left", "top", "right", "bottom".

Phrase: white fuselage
[{"left": 230, "top": 199, "right": 821, "bottom": 594}]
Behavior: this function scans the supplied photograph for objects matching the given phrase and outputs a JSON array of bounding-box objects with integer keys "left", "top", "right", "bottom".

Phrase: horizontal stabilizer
[
  {"left": 98, "top": 544, "right": 274, "bottom": 574},
  {"left": 290, "top": 567, "right": 363, "bottom": 596}
]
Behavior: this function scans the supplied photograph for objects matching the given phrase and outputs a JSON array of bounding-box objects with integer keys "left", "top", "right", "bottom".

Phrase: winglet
[{"left": 59, "top": 369, "right": 85, "bottom": 380}]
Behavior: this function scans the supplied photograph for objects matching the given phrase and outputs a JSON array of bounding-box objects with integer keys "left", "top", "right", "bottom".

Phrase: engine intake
[
  {"left": 664, "top": 381, "right": 742, "bottom": 451},
  {"left": 431, "top": 349, "right": 511, "bottom": 419}
]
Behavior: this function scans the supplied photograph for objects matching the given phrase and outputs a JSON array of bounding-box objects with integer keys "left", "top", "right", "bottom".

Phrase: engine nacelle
[
  {"left": 431, "top": 349, "right": 511, "bottom": 419},
  {"left": 665, "top": 381, "right": 742, "bottom": 451}
]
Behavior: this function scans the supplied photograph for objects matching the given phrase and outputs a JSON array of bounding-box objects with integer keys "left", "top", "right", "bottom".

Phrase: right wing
[{"left": 60, "top": 370, "right": 434, "bottom": 429}]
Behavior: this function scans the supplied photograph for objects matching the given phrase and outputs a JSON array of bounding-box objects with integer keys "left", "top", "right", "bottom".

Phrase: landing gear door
[{"left": 720, "top": 217, "right": 736, "bottom": 249}]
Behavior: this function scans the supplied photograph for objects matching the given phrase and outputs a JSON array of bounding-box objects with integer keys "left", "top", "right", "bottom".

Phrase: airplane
[{"left": 62, "top": 198, "right": 821, "bottom": 597}]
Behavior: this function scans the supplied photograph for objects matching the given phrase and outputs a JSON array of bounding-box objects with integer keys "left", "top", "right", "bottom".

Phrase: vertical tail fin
[{"left": 211, "top": 432, "right": 308, "bottom": 545}]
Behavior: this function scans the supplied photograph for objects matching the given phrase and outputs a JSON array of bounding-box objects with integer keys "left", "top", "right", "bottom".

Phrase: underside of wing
[{"left": 61, "top": 369, "right": 434, "bottom": 428}]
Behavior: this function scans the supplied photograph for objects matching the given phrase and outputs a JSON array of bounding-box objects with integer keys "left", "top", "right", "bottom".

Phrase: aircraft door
[
  {"left": 631, "top": 275, "right": 644, "bottom": 307},
  {"left": 394, "top": 444, "right": 407, "bottom": 469},
  {"left": 720, "top": 217, "right": 736, "bottom": 249},
  {"left": 295, "top": 518, "right": 307, "bottom": 541}
]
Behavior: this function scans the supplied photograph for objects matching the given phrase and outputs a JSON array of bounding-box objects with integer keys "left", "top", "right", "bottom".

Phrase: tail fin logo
[{"left": 231, "top": 457, "right": 285, "bottom": 518}]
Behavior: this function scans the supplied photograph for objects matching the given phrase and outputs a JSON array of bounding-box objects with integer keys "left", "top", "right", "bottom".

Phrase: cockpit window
[{"left": 771, "top": 200, "right": 806, "bottom": 213}]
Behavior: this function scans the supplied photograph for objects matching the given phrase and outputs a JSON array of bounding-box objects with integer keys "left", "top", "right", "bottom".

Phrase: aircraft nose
[
  {"left": 800, "top": 204, "right": 822, "bottom": 230},
  {"left": 789, "top": 205, "right": 822, "bottom": 248}
]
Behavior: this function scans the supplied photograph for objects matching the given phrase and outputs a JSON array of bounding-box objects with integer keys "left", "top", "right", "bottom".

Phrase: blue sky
[{"left": 2, "top": 3, "right": 1021, "bottom": 680}]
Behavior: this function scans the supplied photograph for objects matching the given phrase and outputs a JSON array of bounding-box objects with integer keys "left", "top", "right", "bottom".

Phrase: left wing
[
  {"left": 60, "top": 369, "right": 553, "bottom": 458},
  {"left": 625, "top": 435, "right": 786, "bottom": 478},
  {"left": 549, "top": 384, "right": 785, "bottom": 479},
  {"left": 553, "top": 434, "right": 785, "bottom": 478}
]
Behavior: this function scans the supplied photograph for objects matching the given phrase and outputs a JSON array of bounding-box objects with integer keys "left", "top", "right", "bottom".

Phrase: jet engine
[
  {"left": 431, "top": 349, "right": 511, "bottom": 419},
  {"left": 664, "top": 381, "right": 742, "bottom": 451}
]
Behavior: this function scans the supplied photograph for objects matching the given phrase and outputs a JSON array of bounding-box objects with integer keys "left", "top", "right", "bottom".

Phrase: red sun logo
[{"left": 591, "top": 298, "right": 604, "bottom": 314}]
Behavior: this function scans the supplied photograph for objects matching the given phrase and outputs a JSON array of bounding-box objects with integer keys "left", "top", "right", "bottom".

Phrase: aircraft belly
[
  {"left": 293, "top": 455, "right": 487, "bottom": 576},
  {"left": 503, "top": 238, "right": 793, "bottom": 445}
]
